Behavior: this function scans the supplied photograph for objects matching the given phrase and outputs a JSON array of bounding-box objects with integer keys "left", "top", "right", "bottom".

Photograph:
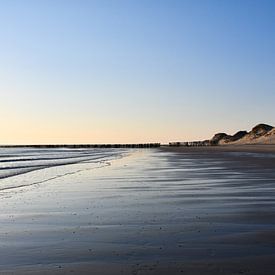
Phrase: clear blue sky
[{"left": 0, "top": 0, "right": 274, "bottom": 144}]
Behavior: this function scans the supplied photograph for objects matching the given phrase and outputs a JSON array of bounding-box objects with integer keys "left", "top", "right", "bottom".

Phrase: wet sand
[{"left": 1, "top": 146, "right": 275, "bottom": 274}]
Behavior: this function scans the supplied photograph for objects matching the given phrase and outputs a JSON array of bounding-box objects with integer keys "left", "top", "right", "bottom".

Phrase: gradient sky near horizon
[{"left": 0, "top": 0, "right": 275, "bottom": 144}]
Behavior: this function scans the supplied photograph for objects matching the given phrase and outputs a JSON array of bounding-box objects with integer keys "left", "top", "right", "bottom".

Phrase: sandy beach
[
  {"left": 0, "top": 146, "right": 275, "bottom": 274},
  {"left": 2, "top": 0, "right": 275, "bottom": 273}
]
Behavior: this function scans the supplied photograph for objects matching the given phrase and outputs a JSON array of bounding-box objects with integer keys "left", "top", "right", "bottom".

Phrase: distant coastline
[{"left": 1, "top": 123, "right": 274, "bottom": 148}]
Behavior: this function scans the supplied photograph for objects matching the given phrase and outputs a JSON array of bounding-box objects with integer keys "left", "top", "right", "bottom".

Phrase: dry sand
[{"left": 1, "top": 146, "right": 275, "bottom": 274}]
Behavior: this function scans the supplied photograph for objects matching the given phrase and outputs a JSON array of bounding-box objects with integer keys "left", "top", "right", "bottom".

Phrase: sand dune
[{"left": 211, "top": 123, "right": 275, "bottom": 145}]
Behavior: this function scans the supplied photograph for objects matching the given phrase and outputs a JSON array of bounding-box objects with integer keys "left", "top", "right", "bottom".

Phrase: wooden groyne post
[{"left": 0, "top": 143, "right": 161, "bottom": 149}]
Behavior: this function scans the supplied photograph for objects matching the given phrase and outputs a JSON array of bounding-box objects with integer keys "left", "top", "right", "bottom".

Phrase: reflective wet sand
[{"left": 1, "top": 147, "right": 275, "bottom": 274}]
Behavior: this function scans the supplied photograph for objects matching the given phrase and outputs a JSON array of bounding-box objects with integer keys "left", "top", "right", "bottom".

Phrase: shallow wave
[{"left": 0, "top": 148, "right": 129, "bottom": 191}]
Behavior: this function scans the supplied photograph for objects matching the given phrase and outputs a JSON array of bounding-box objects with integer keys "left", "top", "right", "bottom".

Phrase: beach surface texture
[{"left": 0, "top": 146, "right": 275, "bottom": 274}]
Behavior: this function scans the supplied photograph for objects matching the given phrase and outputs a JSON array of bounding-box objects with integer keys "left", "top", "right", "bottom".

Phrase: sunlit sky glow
[{"left": 1, "top": 0, "right": 275, "bottom": 144}]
